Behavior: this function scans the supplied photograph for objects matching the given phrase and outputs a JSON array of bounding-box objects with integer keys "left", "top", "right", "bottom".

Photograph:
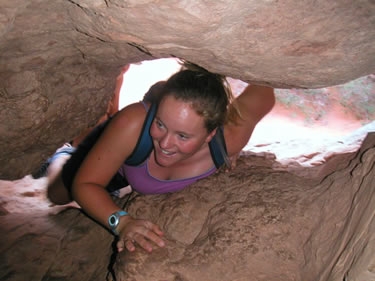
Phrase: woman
[{"left": 47, "top": 63, "right": 275, "bottom": 253}]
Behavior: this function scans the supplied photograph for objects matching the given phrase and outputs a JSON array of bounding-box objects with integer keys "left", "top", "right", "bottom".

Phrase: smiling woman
[{"left": 42, "top": 60, "right": 275, "bottom": 253}]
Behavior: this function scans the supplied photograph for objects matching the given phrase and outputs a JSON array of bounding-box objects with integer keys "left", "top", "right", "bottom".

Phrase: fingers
[
  {"left": 117, "top": 219, "right": 165, "bottom": 253},
  {"left": 132, "top": 232, "right": 159, "bottom": 253},
  {"left": 117, "top": 238, "right": 136, "bottom": 253},
  {"left": 145, "top": 220, "right": 164, "bottom": 237},
  {"left": 138, "top": 221, "right": 165, "bottom": 250}
]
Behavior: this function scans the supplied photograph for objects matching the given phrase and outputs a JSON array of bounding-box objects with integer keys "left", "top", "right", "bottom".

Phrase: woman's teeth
[{"left": 161, "top": 149, "right": 173, "bottom": 155}]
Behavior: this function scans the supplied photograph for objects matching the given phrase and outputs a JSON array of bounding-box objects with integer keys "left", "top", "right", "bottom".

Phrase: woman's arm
[
  {"left": 224, "top": 84, "right": 275, "bottom": 157},
  {"left": 71, "top": 102, "right": 165, "bottom": 252}
]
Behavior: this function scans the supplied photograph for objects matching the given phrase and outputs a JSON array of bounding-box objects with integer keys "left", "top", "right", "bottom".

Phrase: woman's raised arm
[{"left": 224, "top": 84, "right": 275, "bottom": 157}]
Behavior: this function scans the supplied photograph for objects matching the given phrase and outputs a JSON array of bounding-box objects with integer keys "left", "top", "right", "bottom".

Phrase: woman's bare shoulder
[
  {"left": 94, "top": 101, "right": 149, "bottom": 156},
  {"left": 86, "top": 101, "right": 149, "bottom": 166},
  {"left": 111, "top": 101, "right": 149, "bottom": 130}
]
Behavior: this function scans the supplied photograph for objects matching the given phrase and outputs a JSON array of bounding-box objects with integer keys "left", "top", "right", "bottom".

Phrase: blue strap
[
  {"left": 125, "top": 102, "right": 157, "bottom": 165},
  {"left": 208, "top": 126, "right": 230, "bottom": 169}
]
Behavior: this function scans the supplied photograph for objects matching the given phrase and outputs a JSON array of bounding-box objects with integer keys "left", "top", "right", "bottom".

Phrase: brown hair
[{"left": 158, "top": 61, "right": 240, "bottom": 132}]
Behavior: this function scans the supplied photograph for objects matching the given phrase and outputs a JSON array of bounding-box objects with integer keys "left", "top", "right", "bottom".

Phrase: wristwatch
[{"left": 108, "top": 210, "right": 128, "bottom": 235}]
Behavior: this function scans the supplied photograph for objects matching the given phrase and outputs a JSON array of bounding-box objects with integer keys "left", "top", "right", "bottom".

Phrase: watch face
[
  {"left": 109, "top": 214, "right": 118, "bottom": 227},
  {"left": 108, "top": 211, "right": 127, "bottom": 234},
  {"left": 110, "top": 216, "right": 115, "bottom": 224}
]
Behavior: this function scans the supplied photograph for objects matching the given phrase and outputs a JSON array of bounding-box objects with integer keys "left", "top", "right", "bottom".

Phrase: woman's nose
[{"left": 159, "top": 133, "right": 173, "bottom": 149}]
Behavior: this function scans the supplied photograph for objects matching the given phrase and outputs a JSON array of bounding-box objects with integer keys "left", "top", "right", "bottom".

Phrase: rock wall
[
  {"left": 1, "top": 0, "right": 375, "bottom": 179},
  {"left": 1, "top": 133, "right": 374, "bottom": 281}
]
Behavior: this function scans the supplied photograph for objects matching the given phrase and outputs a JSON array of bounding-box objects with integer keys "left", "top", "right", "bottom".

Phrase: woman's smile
[
  {"left": 155, "top": 146, "right": 177, "bottom": 158},
  {"left": 160, "top": 148, "right": 175, "bottom": 156}
]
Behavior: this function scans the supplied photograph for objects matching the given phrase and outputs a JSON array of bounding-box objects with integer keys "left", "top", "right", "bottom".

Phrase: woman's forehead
[{"left": 157, "top": 96, "right": 206, "bottom": 133}]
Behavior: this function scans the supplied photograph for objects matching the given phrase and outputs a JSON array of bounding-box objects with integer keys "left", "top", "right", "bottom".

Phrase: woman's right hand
[{"left": 116, "top": 216, "right": 165, "bottom": 253}]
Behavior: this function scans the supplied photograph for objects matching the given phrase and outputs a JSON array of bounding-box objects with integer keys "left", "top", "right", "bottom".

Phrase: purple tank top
[{"left": 118, "top": 160, "right": 216, "bottom": 194}]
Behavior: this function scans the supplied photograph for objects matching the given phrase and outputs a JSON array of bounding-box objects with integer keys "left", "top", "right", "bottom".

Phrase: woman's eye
[
  {"left": 155, "top": 120, "right": 164, "bottom": 128},
  {"left": 178, "top": 134, "right": 188, "bottom": 140}
]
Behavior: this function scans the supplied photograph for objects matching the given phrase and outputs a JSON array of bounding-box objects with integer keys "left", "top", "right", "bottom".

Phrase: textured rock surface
[
  {"left": 114, "top": 133, "right": 375, "bottom": 281},
  {"left": 1, "top": 0, "right": 375, "bottom": 179},
  {"left": 0, "top": 132, "right": 374, "bottom": 281},
  {"left": 0, "top": 206, "right": 113, "bottom": 281}
]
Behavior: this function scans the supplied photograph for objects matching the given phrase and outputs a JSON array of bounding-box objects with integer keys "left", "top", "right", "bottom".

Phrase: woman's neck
[{"left": 148, "top": 145, "right": 214, "bottom": 180}]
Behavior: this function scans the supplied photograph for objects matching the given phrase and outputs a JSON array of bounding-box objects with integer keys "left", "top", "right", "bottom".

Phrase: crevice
[
  {"left": 74, "top": 27, "right": 107, "bottom": 43},
  {"left": 127, "top": 42, "right": 153, "bottom": 56},
  {"left": 67, "top": 0, "right": 84, "bottom": 9}
]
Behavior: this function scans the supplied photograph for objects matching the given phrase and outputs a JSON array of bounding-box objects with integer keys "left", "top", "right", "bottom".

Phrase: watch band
[{"left": 108, "top": 210, "right": 128, "bottom": 235}]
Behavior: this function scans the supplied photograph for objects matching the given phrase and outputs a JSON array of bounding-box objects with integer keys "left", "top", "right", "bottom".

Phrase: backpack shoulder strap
[
  {"left": 125, "top": 103, "right": 157, "bottom": 166},
  {"left": 208, "top": 126, "right": 231, "bottom": 169}
]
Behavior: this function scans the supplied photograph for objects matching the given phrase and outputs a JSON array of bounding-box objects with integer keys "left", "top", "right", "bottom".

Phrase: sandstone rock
[
  {"left": 0, "top": 132, "right": 374, "bottom": 281},
  {"left": 113, "top": 133, "right": 375, "bottom": 281}
]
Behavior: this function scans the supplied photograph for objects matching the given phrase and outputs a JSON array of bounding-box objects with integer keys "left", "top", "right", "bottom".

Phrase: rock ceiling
[{"left": 1, "top": 1, "right": 375, "bottom": 179}]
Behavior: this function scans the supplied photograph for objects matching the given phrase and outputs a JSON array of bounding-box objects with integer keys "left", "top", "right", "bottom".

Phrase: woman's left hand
[{"left": 116, "top": 215, "right": 165, "bottom": 253}]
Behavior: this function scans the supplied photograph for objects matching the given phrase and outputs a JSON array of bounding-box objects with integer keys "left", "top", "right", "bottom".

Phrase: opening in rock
[
  {"left": 1, "top": 58, "right": 374, "bottom": 212},
  {"left": 114, "top": 58, "right": 375, "bottom": 170}
]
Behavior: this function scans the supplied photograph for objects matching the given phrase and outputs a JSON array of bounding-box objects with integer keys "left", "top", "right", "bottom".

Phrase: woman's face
[{"left": 150, "top": 95, "right": 215, "bottom": 167}]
